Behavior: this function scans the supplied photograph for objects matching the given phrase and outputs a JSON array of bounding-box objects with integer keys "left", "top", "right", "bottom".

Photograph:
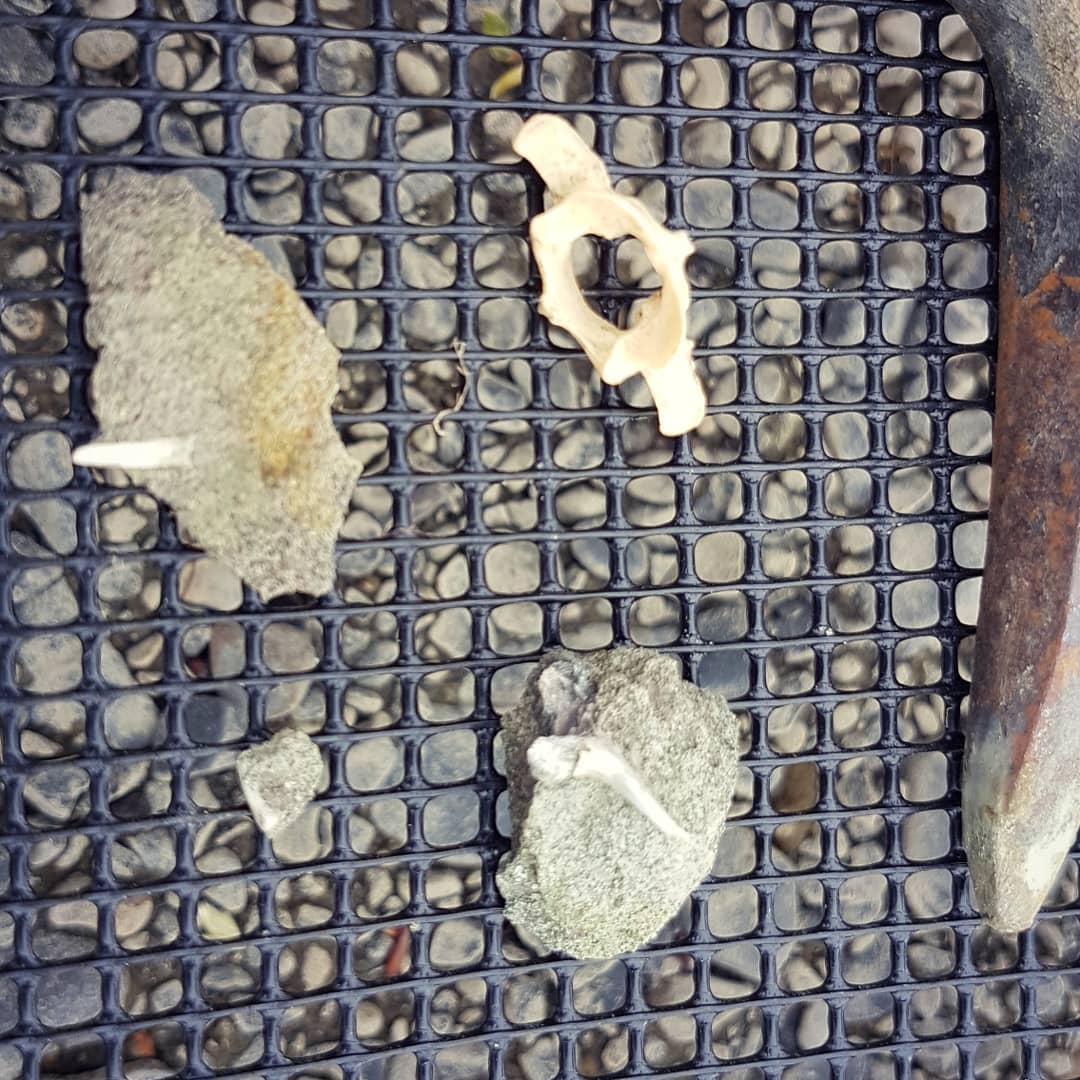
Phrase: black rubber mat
[{"left": 0, "top": 1, "right": 1060, "bottom": 1078}]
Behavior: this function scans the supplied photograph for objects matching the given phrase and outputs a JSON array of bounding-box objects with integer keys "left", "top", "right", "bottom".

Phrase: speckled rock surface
[
  {"left": 237, "top": 729, "right": 323, "bottom": 837},
  {"left": 498, "top": 647, "right": 740, "bottom": 959},
  {"left": 79, "top": 170, "right": 359, "bottom": 599}
]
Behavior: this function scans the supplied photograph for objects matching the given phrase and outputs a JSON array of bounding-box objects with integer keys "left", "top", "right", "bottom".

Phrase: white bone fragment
[
  {"left": 514, "top": 114, "right": 706, "bottom": 437},
  {"left": 527, "top": 733, "right": 691, "bottom": 841},
  {"left": 72, "top": 437, "right": 196, "bottom": 471}
]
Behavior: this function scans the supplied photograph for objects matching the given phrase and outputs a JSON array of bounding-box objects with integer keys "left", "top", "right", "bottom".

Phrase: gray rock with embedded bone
[
  {"left": 77, "top": 171, "right": 359, "bottom": 600},
  {"left": 498, "top": 648, "right": 740, "bottom": 959}
]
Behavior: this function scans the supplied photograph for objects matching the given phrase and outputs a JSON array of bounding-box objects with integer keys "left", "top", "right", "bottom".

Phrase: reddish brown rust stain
[
  {"left": 970, "top": 258, "right": 1080, "bottom": 786},
  {"left": 384, "top": 926, "right": 411, "bottom": 977}
]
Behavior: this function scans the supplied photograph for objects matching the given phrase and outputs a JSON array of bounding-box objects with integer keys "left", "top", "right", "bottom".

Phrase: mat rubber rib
[{"left": 0, "top": 0, "right": 1062, "bottom": 1078}]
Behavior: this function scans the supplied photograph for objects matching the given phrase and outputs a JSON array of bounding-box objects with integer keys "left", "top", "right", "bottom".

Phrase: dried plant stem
[{"left": 432, "top": 338, "right": 469, "bottom": 437}]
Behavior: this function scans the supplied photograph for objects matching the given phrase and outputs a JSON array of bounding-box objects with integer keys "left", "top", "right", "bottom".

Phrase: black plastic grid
[{"left": 2, "top": 0, "right": 1071, "bottom": 1077}]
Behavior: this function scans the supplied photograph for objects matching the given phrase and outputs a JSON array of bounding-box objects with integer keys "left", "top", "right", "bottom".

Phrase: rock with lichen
[
  {"left": 77, "top": 170, "right": 359, "bottom": 600},
  {"left": 237, "top": 729, "right": 323, "bottom": 837},
  {"left": 498, "top": 647, "right": 740, "bottom": 959}
]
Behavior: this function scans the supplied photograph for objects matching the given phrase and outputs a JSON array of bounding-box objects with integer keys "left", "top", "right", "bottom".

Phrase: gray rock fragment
[
  {"left": 237, "top": 729, "right": 323, "bottom": 837},
  {"left": 76, "top": 171, "right": 360, "bottom": 600},
  {"left": 8, "top": 431, "right": 72, "bottom": 491},
  {"left": 0, "top": 26, "right": 55, "bottom": 87},
  {"left": 498, "top": 647, "right": 740, "bottom": 959}
]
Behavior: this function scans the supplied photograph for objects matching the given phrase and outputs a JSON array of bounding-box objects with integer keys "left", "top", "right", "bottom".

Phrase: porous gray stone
[
  {"left": 78, "top": 171, "right": 360, "bottom": 599},
  {"left": 498, "top": 647, "right": 740, "bottom": 959},
  {"left": 237, "top": 729, "right": 323, "bottom": 837}
]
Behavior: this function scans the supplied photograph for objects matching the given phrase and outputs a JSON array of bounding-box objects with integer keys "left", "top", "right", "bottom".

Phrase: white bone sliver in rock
[
  {"left": 72, "top": 437, "right": 196, "bottom": 471},
  {"left": 514, "top": 114, "right": 706, "bottom": 437}
]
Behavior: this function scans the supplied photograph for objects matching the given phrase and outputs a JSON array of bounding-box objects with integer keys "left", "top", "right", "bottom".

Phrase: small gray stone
[
  {"left": 11, "top": 497, "right": 77, "bottom": 557},
  {"left": 96, "top": 557, "right": 145, "bottom": 606},
  {"left": 11, "top": 566, "right": 79, "bottom": 627},
  {"left": 262, "top": 623, "right": 319, "bottom": 674},
  {"left": 0, "top": 1043, "right": 23, "bottom": 1080},
  {"left": 265, "top": 678, "right": 314, "bottom": 726},
  {"left": 30, "top": 899, "right": 98, "bottom": 962},
  {"left": 15, "top": 633, "right": 82, "bottom": 694},
  {"left": 24, "top": 765, "right": 90, "bottom": 828},
  {"left": 0, "top": 26, "right": 55, "bottom": 86},
  {"left": 34, "top": 966, "right": 102, "bottom": 1029},
  {"left": 103, "top": 693, "right": 165, "bottom": 749},
  {"left": 8, "top": 431, "right": 72, "bottom": 490},
  {"left": 111, "top": 826, "right": 176, "bottom": 884},
  {"left": 76, "top": 98, "right": 142, "bottom": 148},
  {"left": 237, "top": 729, "right": 323, "bottom": 837},
  {"left": 210, "top": 622, "right": 246, "bottom": 679},
  {"left": 183, "top": 689, "right": 248, "bottom": 745},
  {"left": 240, "top": 103, "right": 300, "bottom": 159},
  {"left": 323, "top": 105, "right": 379, "bottom": 160},
  {"left": 98, "top": 638, "right": 136, "bottom": 688},
  {"left": 179, "top": 556, "right": 243, "bottom": 611},
  {"left": 498, "top": 648, "right": 740, "bottom": 959},
  {"left": 2, "top": 98, "right": 56, "bottom": 149},
  {"left": 72, "top": 28, "right": 136, "bottom": 71}
]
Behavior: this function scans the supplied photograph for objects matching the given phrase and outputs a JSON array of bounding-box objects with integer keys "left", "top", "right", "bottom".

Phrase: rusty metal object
[{"left": 952, "top": 0, "right": 1080, "bottom": 930}]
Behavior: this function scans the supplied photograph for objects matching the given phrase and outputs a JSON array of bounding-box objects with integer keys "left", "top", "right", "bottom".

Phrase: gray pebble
[
  {"left": 271, "top": 802, "right": 331, "bottom": 863},
  {"left": 0, "top": 26, "right": 55, "bottom": 86},
  {"left": 8, "top": 431, "right": 72, "bottom": 490},
  {"left": 345, "top": 736, "right": 404, "bottom": 792},
  {"left": 265, "top": 678, "right": 315, "bottom": 726},
  {"left": 15, "top": 633, "right": 82, "bottom": 694},
  {"left": 199, "top": 948, "right": 259, "bottom": 1004},
  {"left": 179, "top": 556, "right": 243, "bottom": 611},
  {"left": 261, "top": 622, "right": 320, "bottom": 674},
  {"left": 11, "top": 566, "right": 79, "bottom": 627},
  {"left": 210, "top": 622, "right": 247, "bottom": 679},
  {"left": 111, "top": 827, "right": 176, "bottom": 883},
  {"left": 183, "top": 689, "right": 248, "bottom": 745},
  {"left": 420, "top": 729, "right": 477, "bottom": 785},
  {"left": 423, "top": 789, "right": 479, "bottom": 847},
  {"left": 96, "top": 557, "right": 146, "bottom": 606},
  {"left": 19, "top": 163, "right": 62, "bottom": 218},
  {"left": 104, "top": 693, "right": 166, "bottom": 750},
  {"left": 98, "top": 638, "right": 136, "bottom": 688},
  {"left": 0, "top": 1044, "right": 21, "bottom": 1080},
  {"left": 72, "top": 28, "right": 136, "bottom": 71},
  {"left": 241, "top": 104, "right": 299, "bottom": 159},
  {"left": 10, "top": 497, "right": 77, "bottom": 558},
  {"left": 17, "top": 699, "right": 86, "bottom": 759},
  {"left": 323, "top": 105, "right": 379, "bottom": 160},
  {"left": 429, "top": 916, "right": 484, "bottom": 970},
  {"left": 76, "top": 98, "right": 142, "bottom": 147},
  {"left": 2, "top": 98, "right": 56, "bottom": 149},
  {"left": 509, "top": 1033, "right": 560, "bottom": 1080},
  {"left": 237, "top": 728, "right": 323, "bottom": 837},
  {"left": 0, "top": 980, "right": 14, "bottom": 1036},
  {"left": 34, "top": 966, "right": 101, "bottom": 1029},
  {"left": 24, "top": 765, "right": 90, "bottom": 828},
  {"left": 149, "top": 977, "right": 184, "bottom": 1014}
]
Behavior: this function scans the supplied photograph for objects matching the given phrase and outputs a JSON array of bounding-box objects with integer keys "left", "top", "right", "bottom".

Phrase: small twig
[{"left": 431, "top": 338, "right": 469, "bottom": 437}]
